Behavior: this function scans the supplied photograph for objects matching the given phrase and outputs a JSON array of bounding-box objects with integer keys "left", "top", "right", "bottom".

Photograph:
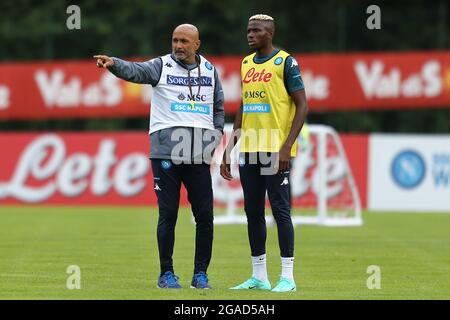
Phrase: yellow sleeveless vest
[{"left": 240, "top": 50, "right": 297, "bottom": 157}]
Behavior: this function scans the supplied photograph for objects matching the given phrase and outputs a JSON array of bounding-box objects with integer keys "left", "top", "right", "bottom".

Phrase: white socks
[
  {"left": 251, "top": 254, "right": 268, "bottom": 281},
  {"left": 251, "top": 255, "right": 295, "bottom": 281},
  {"left": 281, "top": 257, "right": 295, "bottom": 280}
]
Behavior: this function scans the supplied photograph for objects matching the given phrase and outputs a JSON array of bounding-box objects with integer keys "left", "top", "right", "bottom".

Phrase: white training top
[{"left": 149, "top": 54, "right": 216, "bottom": 134}]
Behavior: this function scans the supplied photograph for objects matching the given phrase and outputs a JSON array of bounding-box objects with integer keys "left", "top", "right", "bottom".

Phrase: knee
[
  {"left": 158, "top": 208, "right": 178, "bottom": 226},
  {"left": 272, "top": 209, "right": 292, "bottom": 224},
  {"left": 193, "top": 207, "right": 213, "bottom": 225},
  {"left": 159, "top": 200, "right": 179, "bottom": 215},
  {"left": 246, "top": 212, "right": 266, "bottom": 225},
  {"left": 244, "top": 202, "right": 265, "bottom": 218}
]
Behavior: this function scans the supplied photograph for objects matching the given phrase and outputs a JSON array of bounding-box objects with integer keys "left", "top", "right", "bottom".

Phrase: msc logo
[
  {"left": 391, "top": 150, "right": 426, "bottom": 189},
  {"left": 244, "top": 91, "right": 266, "bottom": 99},
  {"left": 243, "top": 68, "right": 273, "bottom": 84},
  {"left": 177, "top": 93, "right": 206, "bottom": 102}
]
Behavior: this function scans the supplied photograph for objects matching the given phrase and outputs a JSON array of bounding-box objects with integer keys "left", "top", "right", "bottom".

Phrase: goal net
[{"left": 210, "top": 124, "right": 363, "bottom": 227}]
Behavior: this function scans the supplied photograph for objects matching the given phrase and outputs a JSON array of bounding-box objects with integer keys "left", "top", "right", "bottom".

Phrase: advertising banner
[
  {"left": 368, "top": 134, "right": 450, "bottom": 212},
  {"left": 0, "top": 131, "right": 368, "bottom": 208},
  {"left": 2, "top": 51, "right": 450, "bottom": 120}
]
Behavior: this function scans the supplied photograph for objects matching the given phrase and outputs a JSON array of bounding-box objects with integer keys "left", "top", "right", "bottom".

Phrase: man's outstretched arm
[{"left": 93, "top": 54, "right": 161, "bottom": 86}]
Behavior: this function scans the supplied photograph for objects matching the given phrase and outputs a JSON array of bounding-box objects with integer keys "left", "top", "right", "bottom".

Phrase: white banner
[{"left": 368, "top": 134, "right": 450, "bottom": 212}]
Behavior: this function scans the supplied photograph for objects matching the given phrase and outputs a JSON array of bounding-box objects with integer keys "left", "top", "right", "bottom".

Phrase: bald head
[
  {"left": 172, "top": 24, "right": 201, "bottom": 64},
  {"left": 173, "top": 24, "right": 200, "bottom": 40}
]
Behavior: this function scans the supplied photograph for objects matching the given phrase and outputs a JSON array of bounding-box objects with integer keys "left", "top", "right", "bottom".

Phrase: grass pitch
[{"left": 0, "top": 206, "right": 449, "bottom": 300}]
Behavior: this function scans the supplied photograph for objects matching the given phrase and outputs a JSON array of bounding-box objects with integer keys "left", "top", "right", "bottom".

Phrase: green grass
[{"left": 0, "top": 206, "right": 449, "bottom": 299}]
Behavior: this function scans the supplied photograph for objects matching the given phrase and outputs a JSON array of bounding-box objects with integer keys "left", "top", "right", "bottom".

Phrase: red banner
[
  {"left": 0, "top": 132, "right": 156, "bottom": 205},
  {"left": 0, "top": 131, "right": 367, "bottom": 208},
  {"left": 0, "top": 61, "right": 150, "bottom": 120},
  {"left": 297, "top": 51, "right": 450, "bottom": 111},
  {"left": 1, "top": 51, "right": 450, "bottom": 120}
]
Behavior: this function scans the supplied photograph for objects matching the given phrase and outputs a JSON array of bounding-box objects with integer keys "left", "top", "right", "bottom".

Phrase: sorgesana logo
[
  {"left": 166, "top": 75, "right": 212, "bottom": 86},
  {"left": 391, "top": 150, "right": 426, "bottom": 189}
]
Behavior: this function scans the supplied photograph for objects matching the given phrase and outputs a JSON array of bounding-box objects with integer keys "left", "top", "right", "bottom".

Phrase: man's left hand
[{"left": 278, "top": 145, "right": 291, "bottom": 173}]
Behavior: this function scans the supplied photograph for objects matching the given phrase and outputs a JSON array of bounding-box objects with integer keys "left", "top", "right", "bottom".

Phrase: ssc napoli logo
[
  {"left": 274, "top": 57, "right": 283, "bottom": 65},
  {"left": 391, "top": 150, "right": 426, "bottom": 189},
  {"left": 205, "top": 61, "right": 213, "bottom": 70},
  {"left": 161, "top": 160, "right": 172, "bottom": 170}
]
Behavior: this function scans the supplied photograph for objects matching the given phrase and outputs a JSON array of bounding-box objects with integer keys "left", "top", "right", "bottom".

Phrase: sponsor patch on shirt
[
  {"left": 166, "top": 75, "right": 212, "bottom": 86},
  {"left": 243, "top": 104, "right": 271, "bottom": 113},
  {"left": 205, "top": 61, "right": 213, "bottom": 70},
  {"left": 170, "top": 102, "right": 210, "bottom": 114}
]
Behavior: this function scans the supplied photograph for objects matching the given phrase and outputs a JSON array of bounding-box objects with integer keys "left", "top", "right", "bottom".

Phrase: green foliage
[{"left": 0, "top": 0, "right": 449, "bottom": 132}]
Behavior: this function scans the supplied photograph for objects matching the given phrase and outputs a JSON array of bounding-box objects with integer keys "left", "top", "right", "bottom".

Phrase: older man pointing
[{"left": 94, "top": 24, "right": 225, "bottom": 289}]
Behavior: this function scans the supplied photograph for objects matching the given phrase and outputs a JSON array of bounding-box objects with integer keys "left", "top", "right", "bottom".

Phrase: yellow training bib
[{"left": 240, "top": 50, "right": 297, "bottom": 157}]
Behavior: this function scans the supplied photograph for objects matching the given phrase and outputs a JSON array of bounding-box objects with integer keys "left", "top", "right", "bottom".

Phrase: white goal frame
[{"left": 211, "top": 124, "right": 363, "bottom": 227}]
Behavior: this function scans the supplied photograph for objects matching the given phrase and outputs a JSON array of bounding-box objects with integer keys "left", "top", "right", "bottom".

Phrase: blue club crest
[
  {"left": 161, "top": 160, "right": 172, "bottom": 170},
  {"left": 274, "top": 57, "right": 283, "bottom": 65},
  {"left": 391, "top": 150, "right": 426, "bottom": 189},
  {"left": 205, "top": 61, "right": 213, "bottom": 70}
]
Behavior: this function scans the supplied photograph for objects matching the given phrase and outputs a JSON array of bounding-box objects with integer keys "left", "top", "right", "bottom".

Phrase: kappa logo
[
  {"left": 165, "top": 62, "right": 173, "bottom": 68},
  {"left": 291, "top": 58, "right": 298, "bottom": 68},
  {"left": 281, "top": 177, "right": 289, "bottom": 186},
  {"left": 154, "top": 183, "right": 162, "bottom": 191}
]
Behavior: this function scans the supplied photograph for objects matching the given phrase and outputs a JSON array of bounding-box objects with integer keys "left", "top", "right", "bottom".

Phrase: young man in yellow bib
[{"left": 220, "top": 14, "right": 308, "bottom": 292}]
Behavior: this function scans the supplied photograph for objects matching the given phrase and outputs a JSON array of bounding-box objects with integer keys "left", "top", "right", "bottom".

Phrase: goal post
[
  {"left": 308, "top": 125, "right": 362, "bottom": 226},
  {"left": 210, "top": 124, "right": 363, "bottom": 227}
]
